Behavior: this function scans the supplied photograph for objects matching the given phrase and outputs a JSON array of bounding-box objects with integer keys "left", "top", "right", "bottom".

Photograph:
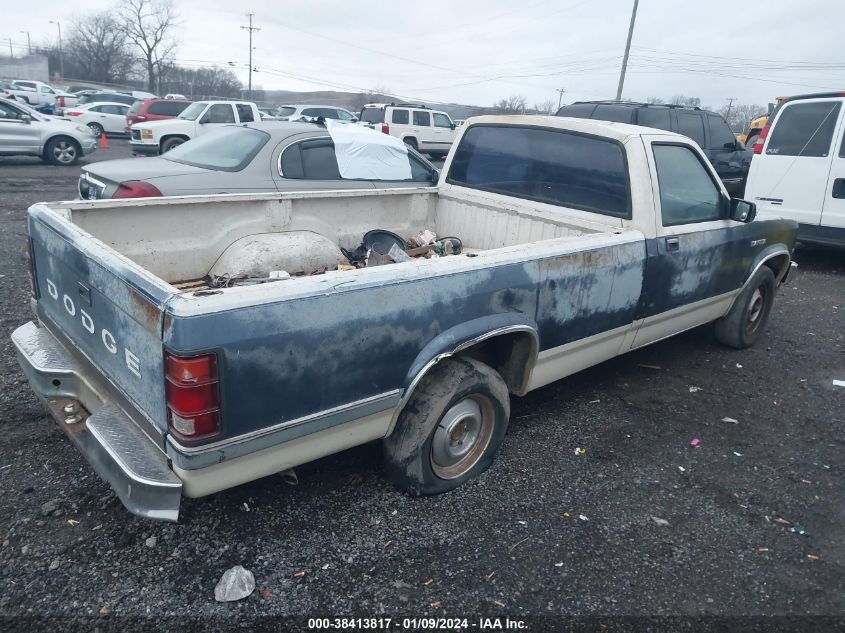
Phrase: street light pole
[
  {"left": 615, "top": 0, "right": 639, "bottom": 101},
  {"left": 556, "top": 87, "right": 567, "bottom": 111},
  {"left": 50, "top": 20, "right": 64, "bottom": 78},
  {"left": 20, "top": 31, "right": 31, "bottom": 55}
]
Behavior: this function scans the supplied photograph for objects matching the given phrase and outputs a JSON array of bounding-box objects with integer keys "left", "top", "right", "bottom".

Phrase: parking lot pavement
[{"left": 0, "top": 148, "right": 843, "bottom": 622}]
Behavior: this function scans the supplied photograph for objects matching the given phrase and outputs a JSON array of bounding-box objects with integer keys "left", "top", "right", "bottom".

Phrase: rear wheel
[
  {"left": 87, "top": 122, "right": 104, "bottom": 137},
  {"left": 403, "top": 137, "right": 418, "bottom": 151},
  {"left": 160, "top": 137, "right": 185, "bottom": 153},
  {"left": 44, "top": 137, "right": 81, "bottom": 166},
  {"left": 744, "top": 132, "right": 758, "bottom": 148},
  {"left": 714, "top": 266, "right": 776, "bottom": 349},
  {"left": 383, "top": 357, "right": 510, "bottom": 495}
]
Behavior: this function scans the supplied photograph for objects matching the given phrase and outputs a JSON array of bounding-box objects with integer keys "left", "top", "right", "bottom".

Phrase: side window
[
  {"left": 41, "top": 86, "right": 54, "bottom": 94},
  {"left": 840, "top": 127, "right": 845, "bottom": 158},
  {"left": 653, "top": 144, "right": 722, "bottom": 226},
  {"left": 676, "top": 112, "right": 705, "bottom": 147},
  {"left": 447, "top": 125, "right": 630, "bottom": 217},
  {"left": 300, "top": 139, "right": 341, "bottom": 179},
  {"left": 88, "top": 105, "right": 103, "bottom": 113},
  {"left": 201, "top": 104, "right": 235, "bottom": 123},
  {"left": 766, "top": 101, "right": 842, "bottom": 157},
  {"left": 557, "top": 103, "right": 596, "bottom": 118},
  {"left": 593, "top": 105, "right": 634, "bottom": 123},
  {"left": 337, "top": 109, "right": 355, "bottom": 121},
  {"left": 433, "top": 113, "right": 452, "bottom": 128},
  {"left": 413, "top": 110, "right": 431, "bottom": 126},
  {"left": 236, "top": 104, "right": 255, "bottom": 122},
  {"left": 392, "top": 109, "right": 409, "bottom": 124},
  {"left": 0, "top": 103, "right": 21, "bottom": 119},
  {"left": 636, "top": 107, "right": 672, "bottom": 131},
  {"left": 707, "top": 114, "right": 736, "bottom": 149},
  {"left": 409, "top": 153, "right": 435, "bottom": 181},
  {"left": 102, "top": 105, "right": 122, "bottom": 115},
  {"left": 280, "top": 144, "right": 304, "bottom": 178}
]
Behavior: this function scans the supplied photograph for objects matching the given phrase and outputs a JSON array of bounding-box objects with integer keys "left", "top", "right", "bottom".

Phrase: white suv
[{"left": 359, "top": 103, "right": 457, "bottom": 158}]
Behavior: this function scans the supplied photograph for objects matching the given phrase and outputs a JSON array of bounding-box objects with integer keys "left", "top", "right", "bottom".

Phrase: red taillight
[
  {"left": 380, "top": 123, "right": 389, "bottom": 134},
  {"left": 113, "top": 180, "right": 163, "bottom": 199},
  {"left": 165, "top": 352, "right": 220, "bottom": 441},
  {"left": 66, "top": 111, "right": 82, "bottom": 116},
  {"left": 753, "top": 124, "right": 770, "bottom": 155},
  {"left": 23, "top": 237, "right": 37, "bottom": 298},
  {"left": 58, "top": 96, "right": 65, "bottom": 107}
]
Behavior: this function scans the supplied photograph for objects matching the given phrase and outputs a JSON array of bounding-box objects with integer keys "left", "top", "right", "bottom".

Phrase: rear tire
[
  {"left": 744, "top": 132, "right": 758, "bottom": 149},
  {"left": 44, "top": 136, "right": 81, "bottom": 166},
  {"left": 714, "top": 266, "right": 775, "bottom": 349},
  {"left": 160, "top": 137, "right": 185, "bottom": 153},
  {"left": 403, "top": 137, "right": 418, "bottom": 151},
  {"left": 383, "top": 357, "right": 510, "bottom": 496}
]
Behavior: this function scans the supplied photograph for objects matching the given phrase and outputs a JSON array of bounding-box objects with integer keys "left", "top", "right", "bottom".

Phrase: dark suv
[{"left": 557, "top": 101, "right": 752, "bottom": 196}]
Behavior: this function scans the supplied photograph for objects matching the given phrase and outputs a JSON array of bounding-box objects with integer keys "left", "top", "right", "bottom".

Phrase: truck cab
[{"left": 129, "top": 100, "right": 261, "bottom": 155}]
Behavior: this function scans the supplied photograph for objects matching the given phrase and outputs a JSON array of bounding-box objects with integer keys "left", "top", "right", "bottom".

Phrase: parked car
[
  {"left": 745, "top": 91, "right": 845, "bottom": 247},
  {"left": 79, "top": 121, "right": 439, "bottom": 199},
  {"left": 9, "top": 80, "right": 61, "bottom": 106},
  {"left": 125, "top": 98, "right": 192, "bottom": 134},
  {"left": 63, "top": 102, "right": 132, "bottom": 137},
  {"left": 129, "top": 100, "right": 261, "bottom": 155},
  {"left": 164, "top": 93, "right": 187, "bottom": 100},
  {"left": 14, "top": 115, "right": 796, "bottom": 521},
  {"left": 275, "top": 104, "right": 357, "bottom": 122},
  {"left": 79, "top": 92, "right": 138, "bottom": 107},
  {"left": 359, "top": 102, "right": 458, "bottom": 158},
  {"left": 557, "top": 100, "right": 753, "bottom": 196},
  {"left": 0, "top": 96, "right": 97, "bottom": 165}
]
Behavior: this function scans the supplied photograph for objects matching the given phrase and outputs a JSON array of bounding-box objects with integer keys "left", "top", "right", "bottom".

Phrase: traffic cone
[{"left": 99, "top": 132, "right": 109, "bottom": 149}]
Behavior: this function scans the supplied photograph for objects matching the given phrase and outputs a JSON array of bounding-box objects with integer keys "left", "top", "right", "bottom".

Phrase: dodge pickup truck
[{"left": 13, "top": 116, "right": 797, "bottom": 521}]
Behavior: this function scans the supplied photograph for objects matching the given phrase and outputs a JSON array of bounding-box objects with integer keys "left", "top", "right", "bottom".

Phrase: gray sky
[{"left": 6, "top": 0, "right": 845, "bottom": 109}]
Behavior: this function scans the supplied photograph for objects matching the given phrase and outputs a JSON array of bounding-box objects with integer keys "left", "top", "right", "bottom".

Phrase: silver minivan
[{"left": 0, "top": 96, "right": 97, "bottom": 165}]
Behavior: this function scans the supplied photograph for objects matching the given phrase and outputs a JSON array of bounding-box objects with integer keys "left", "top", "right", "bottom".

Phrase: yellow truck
[{"left": 739, "top": 96, "right": 788, "bottom": 147}]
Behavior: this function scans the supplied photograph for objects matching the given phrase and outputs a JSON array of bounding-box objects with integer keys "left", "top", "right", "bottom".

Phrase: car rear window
[
  {"left": 277, "top": 106, "right": 296, "bottom": 118},
  {"left": 147, "top": 100, "right": 189, "bottom": 116},
  {"left": 556, "top": 103, "right": 597, "bottom": 118},
  {"left": 162, "top": 127, "right": 270, "bottom": 171},
  {"left": 447, "top": 124, "right": 630, "bottom": 218},
  {"left": 767, "top": 101, "right": 842, "bottom": 157},
  {"left": 360, "top": 107, "right": 384, "bottom": 124}
]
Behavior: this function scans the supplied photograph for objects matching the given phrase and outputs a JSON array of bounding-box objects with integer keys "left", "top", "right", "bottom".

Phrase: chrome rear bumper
[{"left": 12, "top": 321, "right": 181, "bottom": 522}]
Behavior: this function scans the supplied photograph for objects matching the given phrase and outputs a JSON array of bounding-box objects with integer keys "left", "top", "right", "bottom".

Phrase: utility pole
[
  {"left": 725, "top": 97, "right": 736, "bottom": 118},
  {"left": 240, "top": 13, "right": 260, "bottom": 100},
  {"left": 7, "top": 38, "right": 13, "bottom": 58},
  {"left": 556, "top": 87, "right": 567, "bottom": 111},
  {"left": 50, "top": 20, "right": 64, "bottom": 78},
  {"left": 615, "top": 0, "right": 639, "bottom": 101},
  {"left": 20, "top": 31, "right": 31, "bottom": 55}
]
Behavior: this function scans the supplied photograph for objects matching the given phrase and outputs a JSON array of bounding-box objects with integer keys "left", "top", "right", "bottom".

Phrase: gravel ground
[{"left": 0, "top": 140, "right": 843, "bottom": 627}]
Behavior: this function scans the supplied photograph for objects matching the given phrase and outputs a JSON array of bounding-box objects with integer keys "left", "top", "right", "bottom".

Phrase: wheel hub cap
[{"left": 430, "top": 396, "right": 494, "bottom": 480}]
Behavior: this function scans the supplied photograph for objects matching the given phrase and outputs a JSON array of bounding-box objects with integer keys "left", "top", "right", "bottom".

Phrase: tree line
[{"left": 33, "top": 0, "right": 242, "bottom": 99}]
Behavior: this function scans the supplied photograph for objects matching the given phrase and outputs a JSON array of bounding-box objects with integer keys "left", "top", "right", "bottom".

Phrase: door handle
[
  {"left": 832, "top": 178, "right": 845, "bottom": 199},
  {"left": 665, "top": 237, "right": 680, "bottom": 252}
]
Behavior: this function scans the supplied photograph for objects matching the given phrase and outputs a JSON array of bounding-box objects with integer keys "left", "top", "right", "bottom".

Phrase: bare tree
[
  {"left": 670, "top": 95, "right": 701, "bottom": 108},
  {"left": 718, "top": 101, "right": 766, "bottom": 133},
  {"left": 493, "top": 95, "right": 527, "bottom": 114},
  {"left": 532, "top": 100, "right": 556, "bottom": 115},
  {"left": 67, "top": 12, "right": 135, "bottom": 83},
  {"left": 119, "top": 0, "right": 178, "bottom": 93},
  {"left": 646, "top": 96, "right": 665, "bottom": 104},
  {"left": 162, "top": 65, "right": 242, "bottom": 100}
]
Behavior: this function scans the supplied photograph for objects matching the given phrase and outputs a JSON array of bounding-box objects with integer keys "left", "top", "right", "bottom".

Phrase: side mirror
[
  {"left": 450, "top": 123, "right": 456, "bottom": 130},
  {"left": 431, "top": 168, "right": 440, "bottom": 183},
  {"left": 21, "top": 114, "right": 31, "bottom": 124},
  {"left": 351, "top": 116, "right": 359, "bottom": 122},
  {"left": 729, "top": 198, "right": 756, "bottom": 223}
]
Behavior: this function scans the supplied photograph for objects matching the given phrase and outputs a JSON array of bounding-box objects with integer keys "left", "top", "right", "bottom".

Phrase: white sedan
[{"left": 64, "top": 102, "right": 131, "bottom": 137}]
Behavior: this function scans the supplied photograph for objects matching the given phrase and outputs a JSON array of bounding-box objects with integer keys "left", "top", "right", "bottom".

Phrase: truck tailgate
[{"left": 28, "top": 205, "right": 174, "bottom": 433}]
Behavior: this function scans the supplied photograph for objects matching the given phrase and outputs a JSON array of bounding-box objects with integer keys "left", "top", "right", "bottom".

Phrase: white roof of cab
[{"left": 465, "top": 114, "right": 686, "bottom": 143}]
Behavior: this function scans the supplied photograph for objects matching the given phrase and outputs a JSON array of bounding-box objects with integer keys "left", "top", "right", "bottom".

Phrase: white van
[
  {"left": 745, "top": 91, "right": 845, "bottom": 246},
  {"left": 358, "top": 103, "right": 457, "bottom": 158}
]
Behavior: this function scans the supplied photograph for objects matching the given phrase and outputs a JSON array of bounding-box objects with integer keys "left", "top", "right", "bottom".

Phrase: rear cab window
[
  {"left": 277, "top": 106, "right": 296, "bottom": 118},
  {"left": 446, "top": 124, "right": 630, "bottom": 218},
  {"left": 236, "top": 103, "right": 255, "bottom": 122},
  {"left": 767, "top": 101, "right": 842, "bottom": 157}
]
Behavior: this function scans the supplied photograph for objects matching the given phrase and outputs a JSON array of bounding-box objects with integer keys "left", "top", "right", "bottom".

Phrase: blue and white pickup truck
[{"left": 13, "top": 116, "right": 798, "bottom": 521}]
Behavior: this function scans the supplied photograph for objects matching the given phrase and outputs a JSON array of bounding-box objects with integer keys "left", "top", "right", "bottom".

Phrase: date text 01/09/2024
[{"left": 307, "top": 618, "right": 528, "bottom": 630}]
